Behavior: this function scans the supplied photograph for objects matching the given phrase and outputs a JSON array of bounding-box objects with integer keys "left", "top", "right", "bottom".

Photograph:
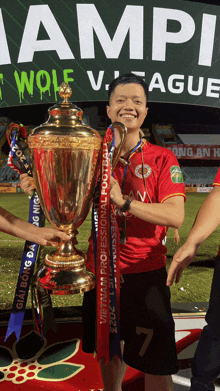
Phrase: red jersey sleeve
[
  {"left": 157, "top": 149, "right": 186, "bottom": 203},
  {"left": 213, "top": 168, "right": 220, "bottom": 187}
]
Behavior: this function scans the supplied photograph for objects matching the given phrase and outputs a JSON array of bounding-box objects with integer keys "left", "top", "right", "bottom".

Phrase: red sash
[{"left": 96, "top": 139, "right": 111, "bottom": 362}]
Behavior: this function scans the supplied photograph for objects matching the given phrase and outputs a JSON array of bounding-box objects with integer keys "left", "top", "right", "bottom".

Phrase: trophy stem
[
  {"left": 45, "top": 231, "right": 84, "bottom": 269},
  {"left": 35, "top": 230, "right": 96, "bottom": 295}
]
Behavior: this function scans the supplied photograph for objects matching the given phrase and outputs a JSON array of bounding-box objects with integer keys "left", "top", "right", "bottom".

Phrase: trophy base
[{"left": 34, "top": 265, "right": 96, "bottom": 295}]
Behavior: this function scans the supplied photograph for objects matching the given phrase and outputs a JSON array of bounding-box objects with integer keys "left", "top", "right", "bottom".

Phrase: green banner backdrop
[{"left": 1, "top": 0, "right": 220, "bottom": 107}]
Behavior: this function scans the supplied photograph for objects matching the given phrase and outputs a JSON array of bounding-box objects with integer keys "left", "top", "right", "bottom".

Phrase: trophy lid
[
  {"left": 48, "top": 82, "right": 83, "bottom": 124},
  {"left": 29, "top": 82, "right": 101, "bottom": 139}
]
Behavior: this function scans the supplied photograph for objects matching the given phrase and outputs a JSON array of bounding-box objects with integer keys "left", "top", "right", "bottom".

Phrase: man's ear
[
  {"left": 144, "top": 107, "right": 149, "bottom": 118},
  {"left": 106, "top": 105, "right": 111, "bottom": 119}
]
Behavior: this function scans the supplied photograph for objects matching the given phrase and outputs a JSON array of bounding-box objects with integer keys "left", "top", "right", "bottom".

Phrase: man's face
[{"left": 106, "top": 83, "right": 148, "bottom": 131}]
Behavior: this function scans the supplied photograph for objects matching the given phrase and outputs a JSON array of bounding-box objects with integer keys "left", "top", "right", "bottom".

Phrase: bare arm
[
  {"left": 110, "top": 176, "right": 185, "bottom": 229},
  {"left": 0, "top": 206, "right": 70, "bottom": 246},
  {"left": 183, "top": 186, "right": 220, "bottom": 245},
  {"left": 167, "top": 186, "right": 220, "bottom": 286}
]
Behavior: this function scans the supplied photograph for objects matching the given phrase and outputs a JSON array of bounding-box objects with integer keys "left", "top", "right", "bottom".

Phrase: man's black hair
[{"left": 108, "top": 73, "right": 148, "bottom": 104}]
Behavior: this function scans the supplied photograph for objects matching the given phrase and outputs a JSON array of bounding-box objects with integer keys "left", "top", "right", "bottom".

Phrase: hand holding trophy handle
[{"left": 110, "top": 122, "right": 127, "bottom": 172}]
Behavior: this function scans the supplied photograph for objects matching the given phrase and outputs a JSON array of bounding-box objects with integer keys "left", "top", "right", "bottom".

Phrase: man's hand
[
  {"left": 110, "top": 176, "right": 124, "bottom": 208},
  {"left": 35, "top": 227, "right": 71, "bottom": 247},
  {"left": 20, "top": 173, "right": 36, "bottom": 196},
  {"left": 166, "top": 241, "right": 198, "bottom": 286}
]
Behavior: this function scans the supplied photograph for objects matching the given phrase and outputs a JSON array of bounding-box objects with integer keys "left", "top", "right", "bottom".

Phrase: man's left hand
[{"left": 110, "top": 177, "right": 124, "bottom": 208}]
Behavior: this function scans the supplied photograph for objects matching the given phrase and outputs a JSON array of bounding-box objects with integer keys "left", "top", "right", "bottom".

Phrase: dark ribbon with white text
[
  {"left": 5, "top": 131, "right": 42, "bottom": 341},
  {"left": 94, "top": 126, "right": 122, "bottom": 362},
  {"left": 5, "top": 192, "right": 41, "bottom": 341}
]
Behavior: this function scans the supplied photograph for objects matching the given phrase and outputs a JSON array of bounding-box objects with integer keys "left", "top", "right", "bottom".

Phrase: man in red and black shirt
[
  {"left": 83, "top": 73, "right": 185, "bottom": 391},
  {"left": 86, "top": 140, "right": 185, "bottom": 277},
  {"left": 167, "top": 169, "right": 220, "bottom": 391}
]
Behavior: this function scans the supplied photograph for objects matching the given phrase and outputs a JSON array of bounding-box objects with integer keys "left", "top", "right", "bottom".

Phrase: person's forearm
[
  {"left": 0, "top": 207, "right": 40, "bottom": 241},
  {"left": 0, "top": 206, "right": 70, "bottom": 247},
  {"left": 110, "top": 176, "right": 184, "bottom": 228},
  {"left": 185, "top": 186, "right": 220, "bottom": 247},
  {"left": 128, "top": 198, "right": 184, "bottom": 228}
]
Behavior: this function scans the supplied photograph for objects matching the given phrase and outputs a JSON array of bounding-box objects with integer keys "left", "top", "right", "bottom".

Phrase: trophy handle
[{"left": 110, "top": 122, "right": 127, "bottom": 172}]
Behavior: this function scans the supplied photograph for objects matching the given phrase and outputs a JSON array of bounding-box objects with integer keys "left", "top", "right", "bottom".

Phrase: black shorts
[{"left": 82, "top": 267, "right": 178, "bottom": 375}]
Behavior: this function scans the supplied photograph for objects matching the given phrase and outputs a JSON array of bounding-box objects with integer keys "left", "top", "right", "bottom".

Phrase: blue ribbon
[
  {"left": 5, "top": 193, "right": 41, "bottom": 341},
  {"left": 5, "top": 133, "right": 42, "bottom": 341},
  {"left": 11, "top": 131, "right": 32, "bottom": 176},
  {"left": 108, "top": 125, "right": 116, "bottom": 167}
]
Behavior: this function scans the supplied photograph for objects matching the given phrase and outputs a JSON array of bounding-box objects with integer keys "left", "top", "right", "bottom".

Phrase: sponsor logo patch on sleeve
[{"left": 170, "top": 166, "right": 184, "bottom": 183}]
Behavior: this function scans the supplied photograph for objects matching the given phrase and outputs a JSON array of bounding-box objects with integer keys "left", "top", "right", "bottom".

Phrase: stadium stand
[
  {"left": 0, "top": 117, "right": 11, "bottom": 168},
  {"left": 0, "top": 116, "right": 220, "bottom": 189},
  {"left": 0, "top": 159, "right": 20, "bottom": 183},
  {"left": 181, "top": 166, "right": 219, "bottom": 185},
  {"left": 152, "top": 125, "right": 182, "bottom": 146},
  {"left": 0, "top": 118, "right": 32, "bottom": 187},
  {"left": 153, "top": 124, "right": 220, "bottom": 188},
  {"left": 178, "top": 134, "right": 220, "bottom": 145}
]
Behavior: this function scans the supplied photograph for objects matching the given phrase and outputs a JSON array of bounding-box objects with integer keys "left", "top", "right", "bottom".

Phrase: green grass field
[{"left": 0, "top": 192, "right": 219, "bottom": 310}]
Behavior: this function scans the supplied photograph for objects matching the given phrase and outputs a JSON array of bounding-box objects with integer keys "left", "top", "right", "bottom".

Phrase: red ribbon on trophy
[
  {"left": 95, "top": 126, "right": 122, "bottom": 363},
  {"left": 96, "top": 139, "right": 111, "bottom": 362}
]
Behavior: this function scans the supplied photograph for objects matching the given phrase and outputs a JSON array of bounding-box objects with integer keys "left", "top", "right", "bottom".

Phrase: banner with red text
[{"left": 166, "top": 144, "right": 220, "bottom": 159}]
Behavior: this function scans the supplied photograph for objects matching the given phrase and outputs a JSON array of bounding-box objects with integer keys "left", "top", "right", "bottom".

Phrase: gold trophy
[{"left": 28, "top": 82, "right": 126, "bottom": 295}]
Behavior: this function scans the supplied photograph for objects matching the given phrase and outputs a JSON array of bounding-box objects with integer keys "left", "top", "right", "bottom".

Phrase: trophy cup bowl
[
  {"left": 28, "top": 82, "right": 127, "bottom": 295},
  {"left": 28, "top": 82, "right": 103, "bottom": 295}
]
